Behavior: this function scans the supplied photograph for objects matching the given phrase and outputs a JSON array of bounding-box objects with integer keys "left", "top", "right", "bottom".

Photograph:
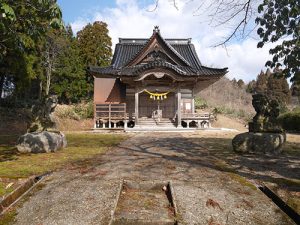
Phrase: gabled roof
[{"left": 90, "top": 26, "right": 228, "bottom": 77}]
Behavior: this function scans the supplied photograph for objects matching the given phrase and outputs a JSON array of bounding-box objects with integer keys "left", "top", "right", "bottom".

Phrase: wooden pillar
[
  {"left": 191, "top": 89, "right": 195, "bottom": 114},
  {"left": 94, "top": 103, "right": 97, "bottom": 129},
  {"left": 124, "top": 103, "right": 127, "bottom": 129},
  {"left": 135, "top": 90, "right": 139, "bottom": 126},
  {"left": 192, "top": 98, "right": 195, "bottom": 114},
  {"left": 177, "top": 89, "right": 182, "bottom": 128},
  {"left": 108, "top": 104, "right": 111, "bottom": 128}
]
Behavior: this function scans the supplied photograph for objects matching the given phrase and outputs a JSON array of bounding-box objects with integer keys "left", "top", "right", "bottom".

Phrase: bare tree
[
  {"left": 149, "top": 0, "right": 259, "bottom": 47},
  {"left": 43, "top": 30, "right": 65, "bottom": 97}
]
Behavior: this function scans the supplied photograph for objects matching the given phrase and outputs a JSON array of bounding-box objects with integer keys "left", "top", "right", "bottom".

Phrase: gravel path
[{"left": 14, "top": 132, "right": 295, "bottom": 225}]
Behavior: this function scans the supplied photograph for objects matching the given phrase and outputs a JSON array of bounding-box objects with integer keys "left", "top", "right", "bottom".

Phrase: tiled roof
[
  {"left": 90, "top": 28, "right": 228, "bottom": 77},
  {"left": 90, "top": 61, "right": 227, "bottom": 77}
]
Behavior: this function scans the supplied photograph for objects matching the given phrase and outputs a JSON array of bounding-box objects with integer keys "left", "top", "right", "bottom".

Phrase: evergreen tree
[
  {"left": 246, "top": 80, "right": 256, "bottom": 93},
  {"left": 255, "top": 70, "right": 269, "bottom": 93},
  {"left": 237, "top": 79, "right": 245, "bottom": 88},
  {"left": 267, "top": 73, "right": 291, "bottom": 105},
  {"left": 291, "top": 82, "right": 299, "bottom": 97},
  {"left": 0, "top": 0, "right": 63, "bottom": 104},
  {"left": 77, "top": 21, "right": 112, "bottom": 67},
  {"left": 76, "top": 21, "right": 112, "bottom": 98},
  {"left": 252, "top": 69, "right": 291, "bottom": 107},
  {"left": 51, "top": 28, "right": 89, "bottom": 103}
]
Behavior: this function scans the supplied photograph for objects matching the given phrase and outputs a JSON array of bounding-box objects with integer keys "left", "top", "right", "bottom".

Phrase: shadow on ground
[
  {"left": 72, "top": 134, "right": 300, "bottom": 193},
  {"left": 0, "top": 135, "right": 20, "bottom": 162}
]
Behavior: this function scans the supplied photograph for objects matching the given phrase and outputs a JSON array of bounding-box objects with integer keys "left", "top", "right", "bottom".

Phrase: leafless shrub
[{"left": 197, "top": 77, "right": 255, "bottom": 121}]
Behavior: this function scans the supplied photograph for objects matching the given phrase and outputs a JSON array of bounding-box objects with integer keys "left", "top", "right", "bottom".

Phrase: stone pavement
[{"left": 14, "top": 132, "right": 294, "bottom": 225}]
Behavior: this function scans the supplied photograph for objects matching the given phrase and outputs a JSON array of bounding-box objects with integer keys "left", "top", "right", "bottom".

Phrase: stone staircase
[{"left": 138, "top": 118, "right": 176, "bottom": 128}]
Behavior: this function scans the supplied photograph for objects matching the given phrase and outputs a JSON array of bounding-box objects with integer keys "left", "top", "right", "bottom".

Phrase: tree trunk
[
  {"left": 0, "top": 75, "right": 5, "bottom": 100},
  {"left": 38, "top": 79, "right": 43, "bottom": 100},
  {"left": 45, "top": 47, "right": 52, "bottom": 96}
]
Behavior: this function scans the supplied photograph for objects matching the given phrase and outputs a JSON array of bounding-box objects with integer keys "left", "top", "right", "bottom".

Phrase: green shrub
[
  {"left": 74, "top": 101, "right": 93, "bottom": 119},
  {"left": 195, "top": 97, "right": 208, "bottom": 109},
  {"left": 212, "top": 107, "right": 224, "bottom": 114},
  {"left": 278, "top": 110, "right": 300, "bottom": 132},
  {"left": 55, "top": 102, "right": 94, "bottom": 120},
  {"left": 55, "top": 105, "right": 80, "bottom": 120}
]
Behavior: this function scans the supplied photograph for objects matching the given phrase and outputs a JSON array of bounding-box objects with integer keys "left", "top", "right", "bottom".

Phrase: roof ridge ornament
[{"left": 153, "top": 26, "right": 160, "bottom": 33}]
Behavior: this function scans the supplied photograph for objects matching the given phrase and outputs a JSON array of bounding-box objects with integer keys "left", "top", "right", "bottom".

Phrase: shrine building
[{"left": 89, "top": 26, "right": 228, "bottom": 130}]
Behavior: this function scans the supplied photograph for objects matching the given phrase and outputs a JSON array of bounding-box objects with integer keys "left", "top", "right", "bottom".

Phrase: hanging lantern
[
  {"left": 150, "top": 95, "right": 153, "bottom": 99},
  {"left": 164, "top": 95, "right": 167, "bottom": 99}
]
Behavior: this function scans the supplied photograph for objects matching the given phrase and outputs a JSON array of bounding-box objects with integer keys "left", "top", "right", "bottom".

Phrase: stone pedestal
[{"left": 232, "top": 132, "right": 286, "bottom": 155}]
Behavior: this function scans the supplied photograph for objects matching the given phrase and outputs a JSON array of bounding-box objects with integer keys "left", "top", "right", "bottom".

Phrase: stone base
[
  {"left": 232, "top": 132, "right": 286, "bottom": 155},
  {"left": 16, "top": 131, "right": 67, "bottom": 153},
  {"left": 248, "top": 122, "right": 283, "bottom": 133}
]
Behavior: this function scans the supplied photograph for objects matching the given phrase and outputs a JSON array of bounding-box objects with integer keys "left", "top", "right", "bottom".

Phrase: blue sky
[
  {"left": 57, "top": 0, "right": 116, "bottom": 24},
  {"left": 57, "top": 0, "right": 156, "bottom": 25},
  {"left": 56, "top": 0, "right": 276, "bottom": 82}
]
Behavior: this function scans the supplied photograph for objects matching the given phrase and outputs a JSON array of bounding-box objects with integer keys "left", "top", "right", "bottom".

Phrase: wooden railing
[
  {"left": 182, "top": 112, "right": 211, "bottom": 120},
  {"left": 181, "top": 112, "right": 212, "bottom": 128},
  {"left": 95, "top": 103, "right": 126, "bottom": 120}
]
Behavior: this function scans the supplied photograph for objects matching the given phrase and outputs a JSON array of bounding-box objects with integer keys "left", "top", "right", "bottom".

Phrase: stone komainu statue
[
  {"left": 232, "top": 94, "right": 285, "bottom": 155},
  {"left": 27, "top": 95, "right": 58, "bottom": 132},
  {"left": 249, "top": 93, "right": 282, "bottom": 133}
]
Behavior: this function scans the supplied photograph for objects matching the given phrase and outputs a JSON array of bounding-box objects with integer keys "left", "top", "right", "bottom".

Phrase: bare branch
[
  {"left": 170, "top": 0, "right": 179, "bottom": 10},
  {"left": 213, "top": 19, "right": 245, "bottom": 47},
  {"left": 147, "top": 0, "right": 159, "bottom": 12},
  {"left": 148, "top": 0, "right": 256, "bottom": 46}
]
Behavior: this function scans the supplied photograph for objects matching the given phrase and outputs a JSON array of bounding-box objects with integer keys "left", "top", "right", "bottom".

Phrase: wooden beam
[{"left": 135, "top": 90, "right": 139, "bottom": 125}]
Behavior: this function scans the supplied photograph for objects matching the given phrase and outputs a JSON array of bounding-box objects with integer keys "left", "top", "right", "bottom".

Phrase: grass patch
[
  {"left": 0, "top": 209, "right": 17, "bottom": 225},
  {"left": 287, "top": 197, "right": 300, "bottom": 215},
  {"left": 271, "top": 177, "right": 300, "bottom": 189},
  {"left": 0, "top": 182, "right": 14, "bottom": 196},
  {"left": 228, "top": 173, "right": 257, "bottom": 190},
  {"left": 214, "top": 159, "right": 257, "bottom": 190},
  {"left": 214, "top": 160, "right": 235, "bottom": 173},
  {"left": 0, "top": 133, "right": 127, "bottom": 179}
]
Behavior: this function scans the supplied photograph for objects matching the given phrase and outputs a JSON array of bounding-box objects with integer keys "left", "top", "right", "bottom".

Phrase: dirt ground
[
  {"left": 12, "top": 131, "right": 299, "bottom": 225},
  {"left": 211, "top": 114, "right": 248, "bottom": 131}
]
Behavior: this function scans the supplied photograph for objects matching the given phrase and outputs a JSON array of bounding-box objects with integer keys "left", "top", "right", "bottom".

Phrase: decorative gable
[
  {"left": 139, "top": 50, "right": 177, "bottom": 65},
  {"left": 126, "top": 26, "right": 190, "bottom": 67}
]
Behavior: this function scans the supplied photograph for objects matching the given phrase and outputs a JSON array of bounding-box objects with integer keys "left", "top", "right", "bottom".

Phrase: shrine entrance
[{"left": 138, "top": 92, "right": 175, "bottom": 119}]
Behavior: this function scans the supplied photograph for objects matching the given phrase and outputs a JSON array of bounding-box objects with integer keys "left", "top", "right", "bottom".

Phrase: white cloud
[{"left": 70, "top": 0, "right": 275, "bottom": 83}]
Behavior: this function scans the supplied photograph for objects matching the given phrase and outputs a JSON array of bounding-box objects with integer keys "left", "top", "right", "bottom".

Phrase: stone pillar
[
  {"left": 135, "top": 90, "right": 139, "bottom": 126},
  {"left": 177, "top": 89, "right": 182, "bottom": 128}
]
